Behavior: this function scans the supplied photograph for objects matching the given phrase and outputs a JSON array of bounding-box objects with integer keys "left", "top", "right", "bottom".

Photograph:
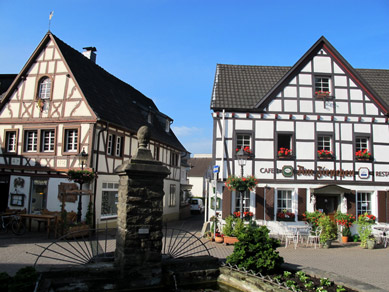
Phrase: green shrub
[
  {"left": 8, "top": 267, "right": 38, "bottom": 292},
  {"left": 0, "top": 272, "right": 11, "bottom": 292},
  {"left": 226, "top": 225, "right": 284, "bottom": 274}
]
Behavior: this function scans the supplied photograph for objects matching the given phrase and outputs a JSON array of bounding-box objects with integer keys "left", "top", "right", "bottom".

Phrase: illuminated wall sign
[
  {"left": 358, "top": 167, "right": 370, "bottom": 179},
  {"left": 282, "top": 166, "right": 294, "bottom": 177}
]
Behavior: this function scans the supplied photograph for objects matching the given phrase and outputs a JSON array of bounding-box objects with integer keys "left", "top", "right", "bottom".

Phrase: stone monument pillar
[{"left": 115, "top": 125, "right": 170, "bottom": 289}]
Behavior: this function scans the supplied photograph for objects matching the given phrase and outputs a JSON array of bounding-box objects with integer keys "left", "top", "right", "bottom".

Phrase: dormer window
[
  {"left": 38, "top": 77, "right": 52, "bottom": 100},
  {"left": 148, "top": 112, "right": 152, "bottom": 124},
  {"left": 165, "top": 119, "right": 170, "bottom": 132}
]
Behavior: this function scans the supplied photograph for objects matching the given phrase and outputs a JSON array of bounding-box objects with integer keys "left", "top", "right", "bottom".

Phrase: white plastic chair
[
  {"left": 306, "top": 227, "right": 321, "bottom": 249},
  {"left": 283, "top": 227, "right": 298, "bottom": 249}
]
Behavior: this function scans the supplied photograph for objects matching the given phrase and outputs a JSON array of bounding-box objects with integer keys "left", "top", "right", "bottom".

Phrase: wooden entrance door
[{"left": 316, "top": 195, "right": 338, "bottom": 221}]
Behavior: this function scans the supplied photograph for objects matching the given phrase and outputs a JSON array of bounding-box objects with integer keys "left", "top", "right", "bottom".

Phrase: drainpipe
[{"left": 92, "top": 121, "right": 109, "bottom": 229}]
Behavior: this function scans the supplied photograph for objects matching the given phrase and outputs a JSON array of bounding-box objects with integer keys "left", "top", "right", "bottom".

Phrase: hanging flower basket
[
  {"left": 225, "top": 175, "right": 258, "bottom": 192},
  {"left": 67, "top": 170, "right": 95, "bottom": 184}
]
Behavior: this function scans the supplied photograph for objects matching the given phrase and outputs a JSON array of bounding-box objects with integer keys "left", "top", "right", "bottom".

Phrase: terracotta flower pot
[
  {"left": 342, "top": 236, "right": 348, "bottom": 243},
  {"left": 215, "top": 236, "right": 224, "bottom": 243}
]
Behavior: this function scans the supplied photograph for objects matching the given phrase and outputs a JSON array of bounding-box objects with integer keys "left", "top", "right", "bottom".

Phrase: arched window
[{"left": 38, "top": 77, "right": 52, "bottom": 100}]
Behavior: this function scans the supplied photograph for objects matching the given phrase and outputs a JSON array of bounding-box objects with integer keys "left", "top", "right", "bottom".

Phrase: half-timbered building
[
  {"left": 210, "top": 36, "right": 389, "bottom": 230},
  {"left": 0, "top": 32, "right": 187, "bottom": 225}
]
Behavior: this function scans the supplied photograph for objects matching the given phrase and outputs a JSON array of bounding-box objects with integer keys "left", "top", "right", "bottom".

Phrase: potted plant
[
  {"left": 225, "top": 175, "right": 258, "bottom": 192},
  {"left": 355, "top": 149, "right": 372, "bottom": 161},
  {"left": 318, "top": 215, "right": 337, "bottom": 248},
  {"left": 214, "top": 232, "right": 224, "bottom": 243},
  {"left": 335, "top": 211, "right": 356, "bottom": 243},
  {"left": 357, "top": 213, "right": 376, "bottom": 248},
  {"left": 277, "top": 209, "right": 295, "bottom": 222},
  {"left": 303, "top": 210, "right": 325, "bottom": 232},
  {"left": 317, "top": 150, "right": 334, "bottom": 160},
  {"left": 277, "top": 148, "right": 292, "bottom": 159},
  {"left": 222, "top": 215, "right": 244, "bottom": 245},
  {"left": 209, "top": 212, "right": 220, "bottom": 240}
]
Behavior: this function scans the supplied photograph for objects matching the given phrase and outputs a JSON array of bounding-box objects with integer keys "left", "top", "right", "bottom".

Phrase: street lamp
[
  {"left": 76, "top": 148, "right": 88, "bottom": 223},
  {"left": 236, "top": 147, "right": 249, "bottom": 220}
]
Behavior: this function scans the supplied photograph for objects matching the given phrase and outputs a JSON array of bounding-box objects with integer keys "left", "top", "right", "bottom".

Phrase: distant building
[
  {"left": 0, "top": 32, "right": 187, "bottom": 224},
  {"left": 210, "top": 36, "right": 389, "bottom": 229},
  {"left": 188, "top": 154, "right": 213, "bottom": 218}
]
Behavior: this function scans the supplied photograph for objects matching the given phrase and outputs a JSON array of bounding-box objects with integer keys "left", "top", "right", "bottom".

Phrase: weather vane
[{"left": 48, "top": 11, "right": 54, "bottom": 31}]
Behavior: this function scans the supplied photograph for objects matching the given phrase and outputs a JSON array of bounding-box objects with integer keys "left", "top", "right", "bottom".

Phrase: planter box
[
  {"left": 224, "top": 236, "right": 239, "bottom": 245},
  {"left": 277, "top": 218, "right": 295, "bottom": 222}
]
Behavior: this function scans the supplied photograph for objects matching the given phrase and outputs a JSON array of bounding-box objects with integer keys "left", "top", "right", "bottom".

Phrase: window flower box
[
  {"left": 317, "top": 150, "right": 334, "bottom": 160},
  {"left": 355, "top": 149, "right": 372, "bottom": 161},
  {"left": 235, "top": 146, "right": 253, "bottom": 158},
  {"left": 277, "top": 148, "right": 293, "bottom": 159},
  {"left": 315, "top": 91, "right": 330, "bottom": 98},
  {"left": 277, "top": 211, "right": 295, "bottom": 222}
]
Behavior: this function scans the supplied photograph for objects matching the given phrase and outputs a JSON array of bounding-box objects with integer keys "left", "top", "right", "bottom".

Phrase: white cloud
[{"left": 171, "top": 126, "right": 202, "bottom": 137}]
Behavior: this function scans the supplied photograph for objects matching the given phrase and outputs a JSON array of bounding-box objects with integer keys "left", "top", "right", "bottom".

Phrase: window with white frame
[
  {"left": 41, "top": 130, "right": 55, "bottom": 152},
  {"left": 357, "top": 192, "right": 371, "bottom": 216},
  {"left": 314, "top": 76, "right": 331, "bottom": 95},
  {"left": 107, "top": 134, "right": 114, "bottom": 155},
  {"left": 169, "top": 184, "right": 176, "bottom": 207},
  {"left": 355, "top": 137, "right": 369, "bottom": 152},
  {"left": 25, "top": 130, "right": 38, "bottom": 152},
  {"left": 101, "top": 182, "right": 119, "bottom": 217},
  {"left": 277, "top": 190, "right": 292, "bottom": 213},
  {"left": 64, "top": 129, "right": 78, "bottom": 152},
  {"left": 38, "top": 77, "right": 52, "bottom": 100},
  {"left": 6, "top": 131, "right": 17, "bottom": 153},
  {"left": 236, "top": 134, "right": 251, "bottom": 150},
  {"left": 235, "top": 190, "right": 250, "bottom": 213},
  {"left": 317, "top": 135, "right": 331, "bottom": 151},
  {"left": 115, "top": 136, "right": 122, "bottom": 157}
]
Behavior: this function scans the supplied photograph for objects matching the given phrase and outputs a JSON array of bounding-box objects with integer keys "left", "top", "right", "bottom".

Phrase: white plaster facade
[{"left": 210, "top": 37, "right": 389, "bottom": 231}]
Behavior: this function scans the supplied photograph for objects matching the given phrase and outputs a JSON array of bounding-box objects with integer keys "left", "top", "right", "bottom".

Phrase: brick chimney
[{"left": 82, "top": 47, "right": 97, "bottom": 63}]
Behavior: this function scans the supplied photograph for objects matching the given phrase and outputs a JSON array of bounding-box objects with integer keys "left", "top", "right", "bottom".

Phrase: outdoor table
[
  {"left": 289, "top": 226, "right": 311, "bottom": 245},
  {"left": 21, "top": 214, "right": 58, "bottom": 238}
]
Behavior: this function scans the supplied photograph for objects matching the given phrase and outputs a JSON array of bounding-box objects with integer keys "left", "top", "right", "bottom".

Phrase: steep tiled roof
[
  {"left": 188, "top": 157, "right": 213, "bottom": 177},
  {"left": 211, "top": 64, "right": 290, "bottom": 110},
  {"left": 51, "top": 34, "right": 186, "bottom": 152},
  {"left": 0, "top": 74, "right": 17, "bottom": 101},
  {"left": 355, "top": 69, "right": 389, "bottom": 107},
  {"left": 211, "top": 64, "right": 389, "bottom": 113}
]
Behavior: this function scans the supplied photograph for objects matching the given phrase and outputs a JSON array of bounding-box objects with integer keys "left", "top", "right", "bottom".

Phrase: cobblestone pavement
[{"left": 1, "top": 215, "right": 389, "bottom": 291}]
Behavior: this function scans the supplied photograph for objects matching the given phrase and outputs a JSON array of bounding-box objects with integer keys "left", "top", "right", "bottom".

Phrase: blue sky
[{"left": 1, "top": 0, "right": 388, "bottom": 155}]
